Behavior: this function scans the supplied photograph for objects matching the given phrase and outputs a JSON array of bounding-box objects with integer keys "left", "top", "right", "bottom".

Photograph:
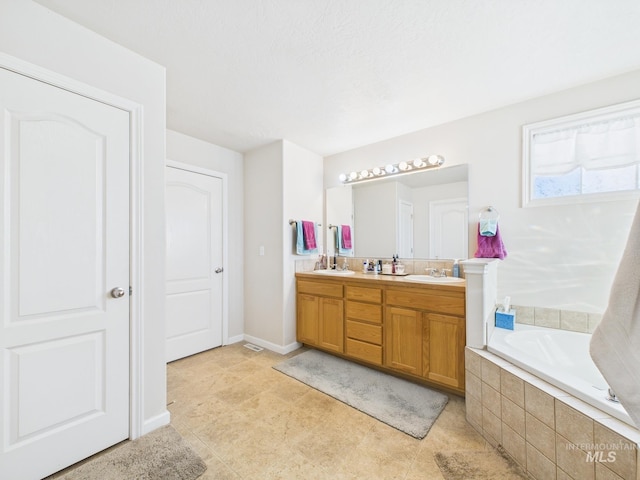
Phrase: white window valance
[
  {"left": 531, "top": 115, "right": 640, "bottom": 175},
  {"left": 523, "top": 99, "right": 640, "bottom": 206}
]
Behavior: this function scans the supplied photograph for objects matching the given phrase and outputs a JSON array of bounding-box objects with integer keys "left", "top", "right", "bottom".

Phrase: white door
[
  {"left": 398, "top": 200, "right": 414, "bottom": 258},
  {"left": 429, "top": 198, "right": 468, "bottom": 260},
  {"left": 0, "top": 69, "right": 130, "bottom": 479},
  {"left": 165, "top": 166, "right": 223, "bottom": 362}
]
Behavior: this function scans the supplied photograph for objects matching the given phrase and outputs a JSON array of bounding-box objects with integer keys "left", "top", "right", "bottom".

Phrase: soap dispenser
[{"left": 452, "top": 259, "right": 460, "bottom": 278}]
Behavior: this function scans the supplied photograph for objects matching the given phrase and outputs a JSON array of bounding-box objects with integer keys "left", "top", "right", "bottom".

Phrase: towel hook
[{"left": 479, "top": 206, "right": 500, "bottom": 221}]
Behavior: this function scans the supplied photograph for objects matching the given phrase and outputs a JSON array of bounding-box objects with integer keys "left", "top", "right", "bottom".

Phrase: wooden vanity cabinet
[
  {"left": 296, "top": 274, "right": 466, "bottom": 394},
  {"left": 385, "top": 306, "right": 423, "bottom": 375},
  {"left": 423, "top": 312, "right": 465, "bottom": 390},
  {"left": 296, "top": 280, "right": 344, "bottom": 353},
  {"left": 386, "top": 287, "right": 466, "bottom": 392},
  {"left": 345, "top": 285, "right": 383, "bottom": 365}
]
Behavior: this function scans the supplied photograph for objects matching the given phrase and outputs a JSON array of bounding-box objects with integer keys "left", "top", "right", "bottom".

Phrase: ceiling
[{"left": 37, "top": 0, "right": 640, "bottom": 156}]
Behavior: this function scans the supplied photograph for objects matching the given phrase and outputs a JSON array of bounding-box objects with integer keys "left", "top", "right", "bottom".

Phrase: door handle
[
  {"left": 111, "top": 287, "right": 126, "bottom": 298},
  {"left": 214, "top": 267, "right": 224, "bottom": 274}
]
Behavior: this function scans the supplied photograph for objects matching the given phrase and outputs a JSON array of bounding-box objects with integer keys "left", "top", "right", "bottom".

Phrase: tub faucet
[{"left": 607, "top": 388, "right": 619, "bottom": 403}]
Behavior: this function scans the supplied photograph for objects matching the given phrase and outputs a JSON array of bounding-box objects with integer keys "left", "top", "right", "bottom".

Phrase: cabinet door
[
  {"left": 319, "top": 298, "right": 344, "bottom": 353},
  {"left": 423, "top": 313, "right": 465, "bottom": 389},
  {"left": 297, "top": 294, "right": 319, "bottom": 345},
  {"left": 385, "top": 307, "right": 422, "bottom": 375}
]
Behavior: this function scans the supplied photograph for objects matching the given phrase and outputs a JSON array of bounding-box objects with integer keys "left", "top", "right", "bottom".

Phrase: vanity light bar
[{"left": 338, "top": 155, "right": 445, "bottom": 184}]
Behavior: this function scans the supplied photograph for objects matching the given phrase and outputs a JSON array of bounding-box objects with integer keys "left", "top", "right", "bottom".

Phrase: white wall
[
  {"left": 325, "top": 69, "right": 640, "bottom": 313},
  {"left": 0, "top": 0, "right": 168, "bottom": 433},
  {"left": 244, "top": 141, "right": 284, "bottom": 347},
  {"left": 244, "top": 139, "right": 323, "bottom": 351},
  {"left": 283, "top": 140, "right": 323, "bottom": 346},
  {"left": 166, "top": 130, "right": 244, "bottom": 341}
]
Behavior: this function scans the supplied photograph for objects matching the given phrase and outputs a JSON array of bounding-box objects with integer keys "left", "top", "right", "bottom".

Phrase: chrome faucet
[{"left": 428, "top": 267, "right": 449, "bottom": 277}]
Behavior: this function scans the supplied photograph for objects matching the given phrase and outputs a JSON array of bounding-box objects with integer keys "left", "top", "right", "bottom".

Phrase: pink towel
[
  {"left": 302, "top": 220, "right": 317, "bottom": 250},
  {"left": 341, "top": 225, "right": 352, "bottom": 249},
  {"left": 474, "top": 223, "right": 507, "bottom": 260}
]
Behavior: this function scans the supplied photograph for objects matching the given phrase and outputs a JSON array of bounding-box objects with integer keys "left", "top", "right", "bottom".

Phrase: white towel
[{"left": 590, "top": 200, "right": 640, "bottom": 428}]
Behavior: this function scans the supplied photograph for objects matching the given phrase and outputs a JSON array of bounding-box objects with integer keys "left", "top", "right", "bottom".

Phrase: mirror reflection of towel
[
  {"left": 341, "top": 225, "right": 352, "bottom": 249},
  {"left": 474, "top": 223, "right": 507, "bottom": 259}
]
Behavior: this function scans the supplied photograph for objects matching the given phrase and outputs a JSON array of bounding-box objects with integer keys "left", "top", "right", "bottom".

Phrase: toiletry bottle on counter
[{"left": 452, "top": 259, "right": 459, "bottom": 278}]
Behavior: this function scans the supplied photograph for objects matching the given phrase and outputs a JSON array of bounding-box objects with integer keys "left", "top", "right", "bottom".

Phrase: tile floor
[{"left": 169, "top": 343, "right": 520, "bottom": 479}]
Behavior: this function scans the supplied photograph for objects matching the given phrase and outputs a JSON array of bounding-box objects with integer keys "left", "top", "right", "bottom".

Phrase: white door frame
[
  {"left": 166, "top": 160, "right": 229, "bottom": 345},
  {"left": 0, "top": 53, "right": 147, "bottom": 440}
]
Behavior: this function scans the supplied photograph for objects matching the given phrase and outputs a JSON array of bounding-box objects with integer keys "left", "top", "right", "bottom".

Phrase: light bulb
[
  {"left": 385, "top": 164, "right": 396, "bottom": 174},
  {"left": 427, "top": 154, "right": 443, "bottom": 166},
  {"left": 413, "top": 158, "right": 425, "bottom": 168},
  {"left": 349, "top": 171, "right": 358, "bottom": 180},
  {"left": 372, "top": 167, "right": 382, "bottom": 176},
  {"left": 338, "top": 173, "right": 347, "bottom": 182},
  {"left": 399, "top": 161, "right": 409, "bottom": 171},
  {"left": 360, "top": 169, "right": 369, "bottom": 178}
]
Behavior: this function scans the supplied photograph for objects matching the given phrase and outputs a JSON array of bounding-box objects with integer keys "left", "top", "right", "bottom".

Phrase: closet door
[
  {"left": 165, "top": 166, "right": 223, "bottom": 362},
  {"left": 0, "top": 67, "right": 130, "bottom": 480}
]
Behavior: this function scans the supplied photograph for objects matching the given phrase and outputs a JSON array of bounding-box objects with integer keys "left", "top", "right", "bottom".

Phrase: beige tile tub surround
[
  {"left": 465, "top": 347, "right": 640, "bottom": 480},
  {"left": 513, "top": 304, "right": 603, "bottom": 333}
]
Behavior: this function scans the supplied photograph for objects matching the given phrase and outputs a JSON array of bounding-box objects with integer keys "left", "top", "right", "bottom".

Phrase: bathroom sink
[
  {"left": 405, "top": 275, "right": 465, "bottom": 284},
  {"left": 311, "top": 269, "right": 356, "bottom": 275}
]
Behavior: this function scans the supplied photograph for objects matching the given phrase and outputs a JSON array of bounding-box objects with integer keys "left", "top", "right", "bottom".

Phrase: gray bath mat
[
  {"left": 274, "top": 349, "right": 448, "bottom": 438},
  {"left": 50, "top": 425, "right": 206, "bottom": 480},
  {"left": 434, "top": 447, "right": 528, "bottom": 479}
]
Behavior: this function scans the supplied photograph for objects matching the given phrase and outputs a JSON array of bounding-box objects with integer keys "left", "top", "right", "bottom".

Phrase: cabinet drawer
[
  {"left": 346, "top": 320, "right": 382, "bottom": 345},
  {"left": 346, "top": 338, "right": 382, "bottom": 365},
  {"left": 346, "top": 285, "right": 382, "bottom": 303},
  {"left": 386, "top": 288, "right": 464, "bottom": 316},
  {"left": 346, "top": 301, "right": 382, "bottom": 324},
  {"left": 297, "top": 280, "right": 343, "bottom": 298}
]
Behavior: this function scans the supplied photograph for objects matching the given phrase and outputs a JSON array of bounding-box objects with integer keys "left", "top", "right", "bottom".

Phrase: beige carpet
[
  {"left": 434, "top": 447, "right": 528, "bottom": 480},
  {"left": 274, "top": 349, "right": 448, "bottom": 439},
  {"left": 53, "top": 425, "right": 206, "bottom": 480}
]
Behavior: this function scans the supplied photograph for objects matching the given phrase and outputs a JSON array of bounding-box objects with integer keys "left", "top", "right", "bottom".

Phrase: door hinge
[{"left": 129, "top": 286, "right": 133, "bottom": 296}]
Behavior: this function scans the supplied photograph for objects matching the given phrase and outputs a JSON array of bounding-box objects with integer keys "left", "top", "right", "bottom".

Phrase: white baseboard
[
  {"left": 141, "top": 410, "right": 171, "bottom": 436},
  {"left": 226, "top": 334, "right": 245, "bottom": 345},
  {"left": 242, "top": 334, "right": 302, "bottom": 355}
]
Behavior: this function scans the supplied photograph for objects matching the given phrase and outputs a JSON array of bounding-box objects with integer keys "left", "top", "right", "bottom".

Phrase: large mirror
[{"left": 326, "top": 164, "right": 469, "bottom": 259}]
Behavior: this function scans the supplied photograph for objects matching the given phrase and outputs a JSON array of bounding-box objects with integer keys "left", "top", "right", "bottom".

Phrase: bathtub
[{"left": 488, "top": 323, "right": 633, "bottom": 426}]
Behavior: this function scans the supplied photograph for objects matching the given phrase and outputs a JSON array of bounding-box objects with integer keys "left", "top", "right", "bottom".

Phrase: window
[{"left": 523, "top": 99, "right": 640, "bottom": 206}]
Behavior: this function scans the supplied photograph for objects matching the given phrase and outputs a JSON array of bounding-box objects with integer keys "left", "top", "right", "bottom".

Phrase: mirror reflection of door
[
  {"left": 429, "top": 198, "right": 468, "bottom": 260},
  {"left": 398, "top": 200, "right": 414, "bottom": 258}
]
